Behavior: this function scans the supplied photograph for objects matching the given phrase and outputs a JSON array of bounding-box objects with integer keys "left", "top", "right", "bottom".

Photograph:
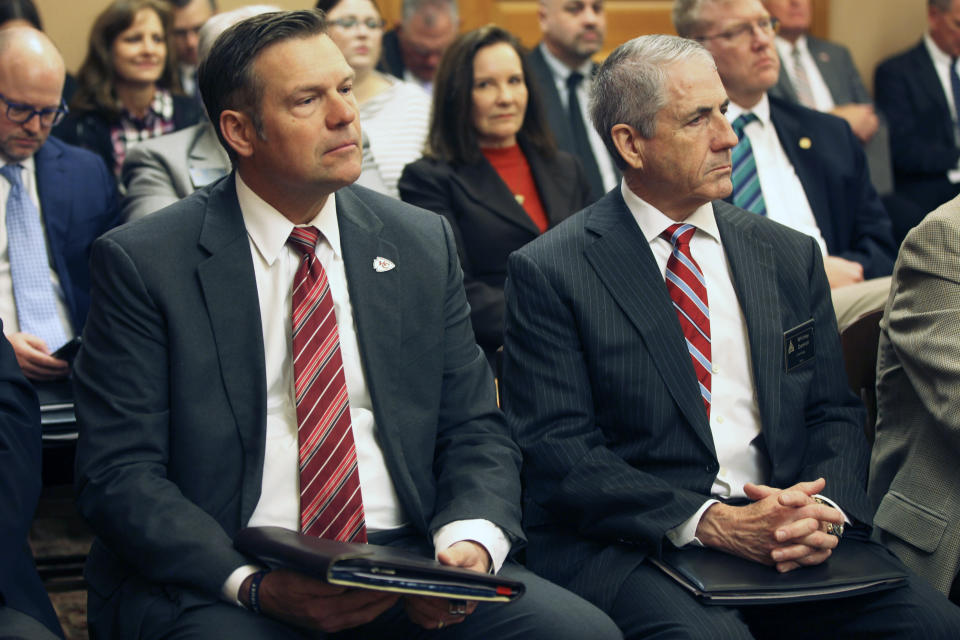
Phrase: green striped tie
[{"left": 731, "top": 113, "right": 767, "bottom": 216}]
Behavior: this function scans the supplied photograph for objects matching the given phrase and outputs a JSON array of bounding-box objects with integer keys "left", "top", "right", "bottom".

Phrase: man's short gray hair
[
  {"left": 672, "top": 0, "right": 711, "bottom": 39},
  {"left": 402, "top": 0, "right": 457, "bottom": 23},
  {"left": 590, "top": 34, "right": 715, "bottom": 170}
]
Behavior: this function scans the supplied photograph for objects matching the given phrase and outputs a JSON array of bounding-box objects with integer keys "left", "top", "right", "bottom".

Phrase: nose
[
  {"left": 328, "top": 90, "right": 358, "bottom": 127},
  {"left": 715, "top": 117, "right": 740, "bottom": 151},
  {"left": 751, "top": 21, "right": 775, "bottom": 45},
  {"left": 21, "top": 113, "right": 42, "bottom": 134}
]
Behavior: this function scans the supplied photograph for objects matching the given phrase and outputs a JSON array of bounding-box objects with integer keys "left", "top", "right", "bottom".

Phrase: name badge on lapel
[{"left": 784, "top": 319, "right": 815, "bottom": 372}]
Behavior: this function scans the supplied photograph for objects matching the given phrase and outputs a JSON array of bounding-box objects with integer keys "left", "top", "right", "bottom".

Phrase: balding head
[{"left": 0, "top": 27, "right": 66, "bottom": 161}]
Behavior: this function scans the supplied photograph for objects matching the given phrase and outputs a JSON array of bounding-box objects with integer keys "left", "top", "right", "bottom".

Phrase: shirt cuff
[
  {"left": 433, "top": 519, "right": 511, "bottom": 574},
  {"left": 814, "top": 494, "right": 851, "bottom": 525},
  {"left": 222, "top": 564, "right": 263, "bottom": 607},
  {"left": 666, "top": 499, "right": 718, "bottom": 548}
]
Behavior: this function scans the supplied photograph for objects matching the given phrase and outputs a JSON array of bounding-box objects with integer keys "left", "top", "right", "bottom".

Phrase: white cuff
[
  {"left": 665, "top": 499, "right": 718, "bottom": 548},
  {"left": 222, "top": 564, "right": 263, "bottom": 607},
  {"left": 433, "top": 519, "right": 511, "bottom": 574},
  {"left": 814, "top": 494, "right": 851, "bottom": 525}
]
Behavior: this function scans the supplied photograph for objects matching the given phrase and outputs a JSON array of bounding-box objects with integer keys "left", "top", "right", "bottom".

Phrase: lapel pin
[
  {"left": 798, "top": 137, "right": 812, "bottom": 150},
  {"left": 514, "top": 194, "right": 525, "bottom": 206},
  {"left": 373, "top": 256, "right": 396, "bottom": 272},
  {"left": 818, "top": 51, "right": 830, "bottom": 63}
]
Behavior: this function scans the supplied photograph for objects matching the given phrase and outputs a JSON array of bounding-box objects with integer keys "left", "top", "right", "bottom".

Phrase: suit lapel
[
  {"left": 583, "top": 192, "right": 715, "bottom": 455},
  {"left": 523, "top": 141, "right": 571, "bottom": 227},
  {"left": 769, "top": 99, "right": 835, "bottom": 247},
  {"left": 195, "top": 174, "right": 268, "bottom": 522},
  {"left": 529, "top": 46, "right": 572, "bottom": 150},
  {"left": 913, "top": 43, "right": 954, "bottom": 132},
  {"left": 713, "top": 203, "right": 782, "bottom": 444},
  {"left": 455, "top": 160, "right": 541, "bottom": 235},
  {"left": 34, "top": 141, "right": 71, "bottom": 256},
  {"left": 809, "top": 38, "right": 843, "bottom": 102}
]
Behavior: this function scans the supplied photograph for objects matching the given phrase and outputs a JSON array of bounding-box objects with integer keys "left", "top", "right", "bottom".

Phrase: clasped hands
[
  {"left": 243, "top": 539, "right": 489, "bottom": 633},
  {"left": 695, "top": 477, "right": 844, "bottom": 573}
]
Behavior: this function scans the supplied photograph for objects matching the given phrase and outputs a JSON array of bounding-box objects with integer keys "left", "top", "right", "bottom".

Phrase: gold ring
[{"left": 437, "top": 619, "right": 445, "bottom": 629}]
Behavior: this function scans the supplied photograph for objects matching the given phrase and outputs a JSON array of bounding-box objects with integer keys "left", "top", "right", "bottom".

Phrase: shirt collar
[
  {"left": 538, "top": 42, "right": 594, "bottom": 81},
  {"left": 925, "top": 32, "right": 955, "bottom": 67},
  {"left": 726, "top": 92, "right": 771, "bottom": 127},
  {"left": 620, "top": 181, "right": 721, "bottom": 245},
  {"left": 775, "top": 34, "right": 808, "bottom": 59},
  {"left": 1, "top": 153, "right": 36, "bottom": 173},
  {"left": 236, "top": 172, "right": 341, "bottom": 266},
  {"left": 120, "top": 88, "right": 174, "bottom": 123}
]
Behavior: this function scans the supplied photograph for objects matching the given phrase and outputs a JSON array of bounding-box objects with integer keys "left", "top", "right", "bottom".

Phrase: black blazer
[
  {"left": 0, "top": 326, "right": 63, "bottom": 638},
  {"left": 503, "top": 194, "right": 873, "bottom": 610},
  {"left": 398, "top": 140, "right": 589, "bottom": 358},
  {"left": 875, "top": 41, "right": 960, "bottom": 213},
  {"left": 53, "top": 94, "right": 202, "bottom": 176},
  {"left": 731, "top": 97, "right": 896, "bottom": 278},
  {"left": 74, "top": 176, "right": 522, "bottom": 637}
]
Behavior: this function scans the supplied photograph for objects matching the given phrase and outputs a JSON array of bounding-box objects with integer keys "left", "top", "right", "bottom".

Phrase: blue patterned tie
[
  {"left": 1, "top": 164, "right": 67, "bottom": 350},
  {"left": 950, "top": 58, "right": 960, "bottom": 140},
  {"left": 730, "top": 113, "right": 767, "bottom": 216}
]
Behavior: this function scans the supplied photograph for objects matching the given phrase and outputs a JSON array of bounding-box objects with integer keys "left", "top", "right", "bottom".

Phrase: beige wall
[
  {"left": 37, "top": 0, "right": 932, "bottom": 88},
  {"left": 829, "top": 0, "right": 927, "bottom": 95}
]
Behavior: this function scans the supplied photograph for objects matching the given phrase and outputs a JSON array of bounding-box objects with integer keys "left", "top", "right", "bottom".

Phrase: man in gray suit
[
  {"left": 503, "top": 33, "right": 960, "bottom": 638},
  {"left": 869, "top": 193, "right": 960, "bottom": 604},
  {"left": 74, "top": 10, "right": 619, "bottom": 640}
]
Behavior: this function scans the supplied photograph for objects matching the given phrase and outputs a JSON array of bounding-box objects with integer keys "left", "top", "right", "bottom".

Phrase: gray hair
[
  {"left": 590, "top": 34, "right": 715, "bottom": 170},
  {"left": 672, "top": 0, "right": 711, "bottom": 39},
  {"left": 402, "top": 0, "right": 457, "bottom": 24},
  {"left": 197, "top": 4, "right": 280, "bottom": 63}
]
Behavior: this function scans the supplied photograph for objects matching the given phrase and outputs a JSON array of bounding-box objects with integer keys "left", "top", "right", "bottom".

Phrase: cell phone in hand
[{"left": 52, "top": 336, "right": 81, "bottom": 364}]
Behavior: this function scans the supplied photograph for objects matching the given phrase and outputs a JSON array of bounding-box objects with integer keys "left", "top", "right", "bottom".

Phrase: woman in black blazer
[{"left": 399, "top": 25, "right": 589, "bottom": 364}]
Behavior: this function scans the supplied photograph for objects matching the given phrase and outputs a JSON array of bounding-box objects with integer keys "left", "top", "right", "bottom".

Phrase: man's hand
[
  {"left": 7, "top": 332, "right": 69, "bottom": 380},
  {"left": 831, "top": 104, "right": 879, "bottom": 143},
  {"left": 403, "top": 540, "right": 488, "bottom": 629},
  {"left": 248, "top": 568, "right": 398, "bottom": 633},
  {"left": 696, "top": 478, "right": 843, "bottom": 573},
  {"left": 823, "top": 255, "right": 864, "bottom": 289}
]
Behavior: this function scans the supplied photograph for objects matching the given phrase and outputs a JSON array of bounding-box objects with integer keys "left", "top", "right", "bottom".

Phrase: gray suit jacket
[
  {"left": 120, "top": 123, "right": 229, "bottom": 222},
  {"left": 869, "top": 195, "right": 960, "bottom": 596},
  {"left": 74, "top": 175, "right": 521, "bottom": 637},
  {"left": 502, "top": 192, "right": 872, "bottom": 610}
]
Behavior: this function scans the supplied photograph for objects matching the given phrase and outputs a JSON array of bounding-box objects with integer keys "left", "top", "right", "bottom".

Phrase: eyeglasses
[
  {"left": 328, "top": 16, "right": 386, "bottom": 30},
  {"left": 697, "top": 17, "right": 780, "bottom": 44},
  {"left": 0, "top": 92, "right": 68, "bottom": 127}
]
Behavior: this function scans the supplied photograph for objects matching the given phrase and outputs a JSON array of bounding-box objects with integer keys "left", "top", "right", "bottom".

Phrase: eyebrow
[{"left": 681, "top": 98, "right": 729, "bottom": 121}]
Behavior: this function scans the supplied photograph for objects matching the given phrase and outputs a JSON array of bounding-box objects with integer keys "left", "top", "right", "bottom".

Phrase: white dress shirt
[
  {"left": 923, "top": 33, "right": 960, "bottom": 181},
  {"left": 619, "top": 183, "right": 847, "bottom": 546},
  {"left": 775, "top": 35, "right": 836, "bottom": 112},
  {"left": 538, "top": 43, "right": 619, "bottom": 192},
  {"left": 222, "top": 176, "right": 509, "bottom": 604},
  {"left": 0, "top": 154, "right": 74, "bottom": 342},
  {"left": 727, "top": 95, "right": 829, "bottom": 256}
]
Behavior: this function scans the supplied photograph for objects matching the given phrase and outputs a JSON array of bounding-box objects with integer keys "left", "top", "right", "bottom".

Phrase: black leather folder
[
  {"left": 650, "top": 539, "right": 906, "bottom": 605},
  {"left": 235, "top": 526, "right": 525, "bottom": 602}
]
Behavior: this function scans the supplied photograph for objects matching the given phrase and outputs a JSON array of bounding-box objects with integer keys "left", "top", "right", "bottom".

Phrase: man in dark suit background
[
  {"left": 503, "top": 32, "right": 960, "bottom": 639},
  {"left": 0, "top": 27, "right": 119, "bottom": 381},
  {"left": 527, "top": 0, "right": 617, "bottom": 202},
  {"left": 377, "top": 0, "right": 458, "bottom": 94},
  {"left": 674, "top": 0, "right": 895, "bottom": 328},
  {"left": 875, "top": 0, "right": 960, "bottom": 219},
  {"left": 0, "top": 326, "right": 62, "bottom": 639},
  {"left": 74, "top": 10, "right": 619, "bottom": 640}
]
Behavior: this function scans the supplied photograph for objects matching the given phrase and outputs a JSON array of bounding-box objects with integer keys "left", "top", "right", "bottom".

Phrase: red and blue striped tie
[
  {"left": 662, "top": 223, "right": 712, "bottom": 418},
  {"left": 288, "top": 226, "right": 367, "bottom": 543}
]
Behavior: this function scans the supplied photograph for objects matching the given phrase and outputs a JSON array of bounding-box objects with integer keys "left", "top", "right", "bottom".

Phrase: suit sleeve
[
  {"left": 503, "top": 250, "right": 709, "bottom": 556},
  {"left": 399, "top": 161, "right": 507, "bottom": 351},
  {"left": 875, "top": 60, "right": 960, "bottom": 175},
  {"left": 74, "top": 237, "right": 251, "bottom": 598},
  {"left": 428, "top": 216, "right": 524, "bottom": 542},
  {"left": 883, "top": 214, "right": 960, "bottom": 454},
  {"left": 121, "top": 146, "right": 183, "bottom": 222}
]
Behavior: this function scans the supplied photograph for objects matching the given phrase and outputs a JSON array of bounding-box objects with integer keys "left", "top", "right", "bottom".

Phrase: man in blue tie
[
  {"left": 0, "top": 27, "right": 119, "bottom": 380},
  {"left": 673, "top": 0, "right": 895, "bottom": 328}
]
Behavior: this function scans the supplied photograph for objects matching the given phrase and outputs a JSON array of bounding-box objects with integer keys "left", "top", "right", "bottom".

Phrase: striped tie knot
[
  {"left": 731, "top": 112, "right": 759, "bottom": 141},
  {"left": 0, "top": 163, "right": 23, "bottom": 186},
  {"left": 288, "top": 226, "right": 321, "bottom": 257},
  {"left": 662, "top": 223, "right": 696, "bottom": 249}
]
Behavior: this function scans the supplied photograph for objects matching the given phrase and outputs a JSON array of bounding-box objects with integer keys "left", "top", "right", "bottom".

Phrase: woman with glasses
[
  {"left": 399, "top": 25, "right": 589, "bottom": 366},
  {"left": 316, "top": 0, "right": 430, "bottom": 199},
  {"left": 53, "top": 0, "right": 201, "bottom": 180}
]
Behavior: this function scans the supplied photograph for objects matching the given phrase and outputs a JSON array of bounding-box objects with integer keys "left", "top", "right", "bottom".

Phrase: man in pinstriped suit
[{"left": 503, "top": 34, "right": 960, "bottom": 639}]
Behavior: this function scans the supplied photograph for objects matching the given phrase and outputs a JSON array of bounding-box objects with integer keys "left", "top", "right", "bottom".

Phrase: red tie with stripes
[
  {"left": 288, "top": 226, "right": 367, "bottom": 543},
  {"left": 662, "top": 223, "right": 712, "bottom": 418}
]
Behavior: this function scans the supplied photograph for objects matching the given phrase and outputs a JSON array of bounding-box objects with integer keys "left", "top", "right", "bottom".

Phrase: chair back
[{"left": 840, "top": 308, "right": 884, "bottom": 444}]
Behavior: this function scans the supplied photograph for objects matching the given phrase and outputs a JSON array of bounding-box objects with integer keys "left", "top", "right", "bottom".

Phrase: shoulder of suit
[
  {"left": 877, "top": 39, "right": 928, "bottom": 72},
  {"left": 342, "top": 183, "right": 444, "bottom": 228},
  {"left": 37, "top": 135, "right": 111, "bottom": 177},
  {"left": 769, "top": 94, "right": 850, "bottom": 135},
  {"left": 716, "top": 200, "right": 821, "bottom": 251}
]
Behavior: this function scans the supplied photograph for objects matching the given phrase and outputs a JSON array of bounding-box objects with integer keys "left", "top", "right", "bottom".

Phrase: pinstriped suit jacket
[
  {"left": 869, "top": 196, "right": 960, "bottom": 596},
  {"left": 502, "top": 191, "right": 873, "bottom": 610}
]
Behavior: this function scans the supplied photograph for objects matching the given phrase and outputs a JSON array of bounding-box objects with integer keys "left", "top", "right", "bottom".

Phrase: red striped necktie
[
  {"left": 288, "top": 226, "right": 367, "bottom": 543},
  {"left": 662, "top": 223, "right": 712, "bottom": 418}
]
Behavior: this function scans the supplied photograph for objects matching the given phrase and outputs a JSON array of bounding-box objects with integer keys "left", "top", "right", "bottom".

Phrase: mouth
[{"left": 325, "top": 141, "right": 359, "bottom": 155}]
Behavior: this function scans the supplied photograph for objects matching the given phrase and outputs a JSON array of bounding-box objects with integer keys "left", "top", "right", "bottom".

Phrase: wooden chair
[{"left": 840, "top": 308, "right": 885, "bottom": 444}]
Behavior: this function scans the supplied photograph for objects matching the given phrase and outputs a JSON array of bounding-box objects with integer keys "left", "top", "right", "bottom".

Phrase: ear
[
  {"left": 219, "top": 109, "right": 256, "bottom": 159},
  {"left": 610, "top": 123, "right": 645, "bottom": 170}
]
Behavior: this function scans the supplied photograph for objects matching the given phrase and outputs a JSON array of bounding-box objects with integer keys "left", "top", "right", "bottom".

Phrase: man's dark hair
[
  {"left": 427, "top": 24, "right": 555, "bottom": 165},
  {"left": 0, "top": 0, "right": 42, "bottom": 30},
  {"left": 167, "top": 0, "right": 217, "bottom": 10},
  {"left": 198, "top": 9, "right": 326, "bottom": 163}
]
